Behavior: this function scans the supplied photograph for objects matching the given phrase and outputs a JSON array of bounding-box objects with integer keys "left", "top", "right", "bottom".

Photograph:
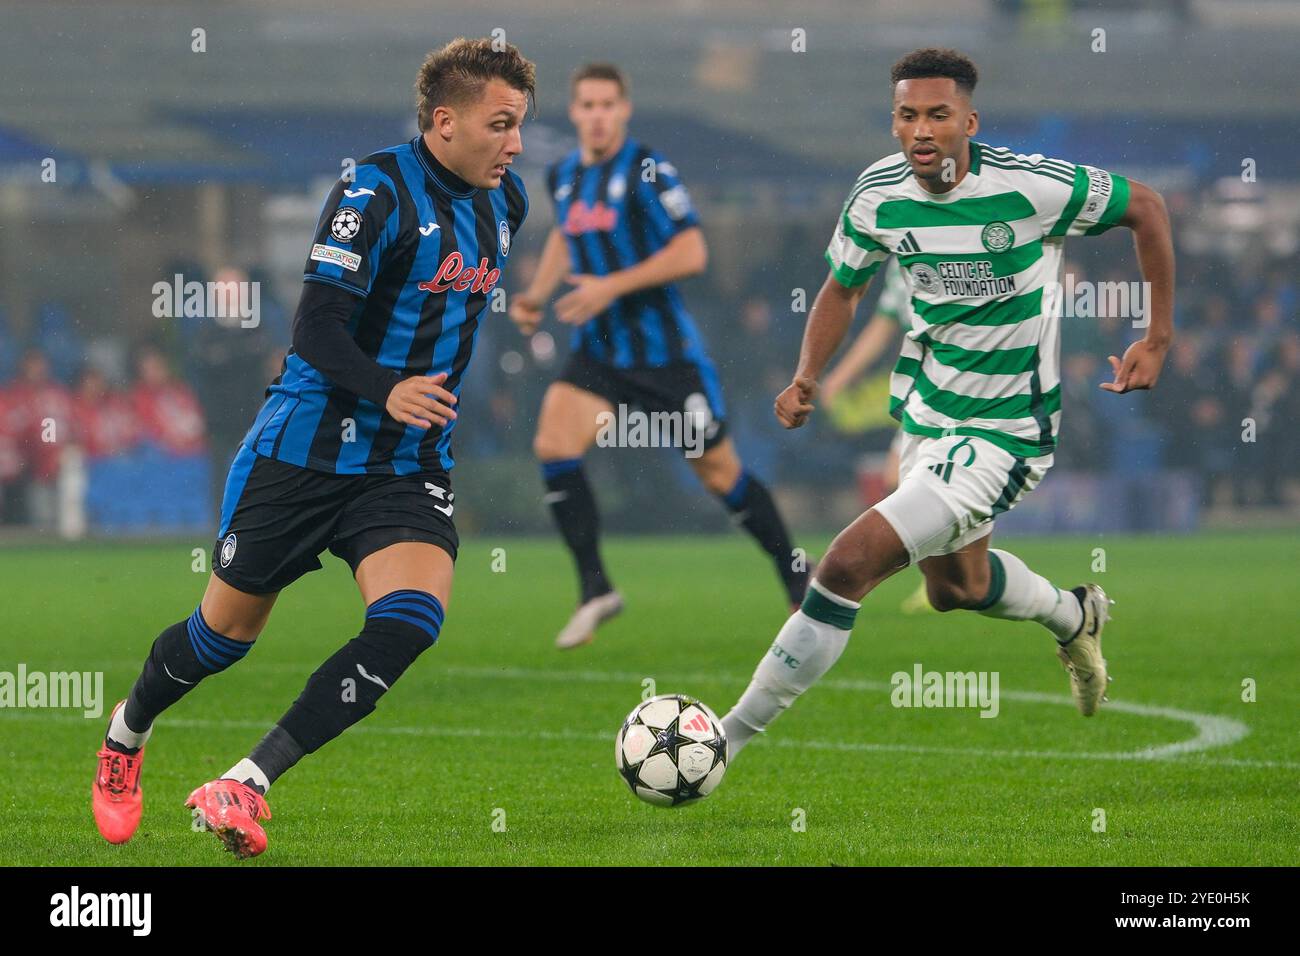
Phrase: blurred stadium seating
[{"left": 0, "top": 0, "right": 1294, "bottom": 538}]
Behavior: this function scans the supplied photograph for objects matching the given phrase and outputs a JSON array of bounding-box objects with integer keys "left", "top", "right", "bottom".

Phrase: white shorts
[{"left": 873, "top": 430, "right": 1051, "bottom": 564}]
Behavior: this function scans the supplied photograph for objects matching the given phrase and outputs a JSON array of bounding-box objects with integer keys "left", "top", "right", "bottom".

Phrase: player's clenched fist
[
  {"left": 385, "top": 372, "right": 458, "bottom": 430},
  {"left": 509, "top": 292, "right": 544, "bottom": 335},
  {"left": 775, "top": 376, "right": 818, "bottom": 429}
]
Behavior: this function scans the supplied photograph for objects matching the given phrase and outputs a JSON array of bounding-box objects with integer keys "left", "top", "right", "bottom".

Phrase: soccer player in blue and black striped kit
[
  {"left": 511, "top": 64, "right": 807, "bottom": 648},
  {"left": 90, "top": 39, "right": 534, "bottom": 859}
]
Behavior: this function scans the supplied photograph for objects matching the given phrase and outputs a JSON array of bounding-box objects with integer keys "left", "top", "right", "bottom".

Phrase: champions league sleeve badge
[{"left": 331, "top": 207, "right": 364, "bottom": 243}]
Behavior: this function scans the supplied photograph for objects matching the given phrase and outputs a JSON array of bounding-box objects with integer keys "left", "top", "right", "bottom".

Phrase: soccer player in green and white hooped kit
[{"left": 721, "top": 47, "right": 1175, "bottom": 759}]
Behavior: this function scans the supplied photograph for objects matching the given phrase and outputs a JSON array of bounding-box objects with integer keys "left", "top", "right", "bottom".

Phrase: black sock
[
  {"left": 118, "top": 607, "right": 253, "bottom": 749},
  {"left": 718, "top": 471, "right": 807, "bottom": 606},
  {"left": 243, "top": 727, "right": 303, "bottom": 794},
  {"left": 262, "top": 590, "right": 444, "bottom": 786},
  {"left": 542, "top": 458, "right": 612, "bottom": 603}
]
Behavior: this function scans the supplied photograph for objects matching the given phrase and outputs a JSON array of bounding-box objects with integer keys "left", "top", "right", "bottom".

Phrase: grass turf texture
[{"left": 1, "top": 531, "right": 1296, "bottom": 866}]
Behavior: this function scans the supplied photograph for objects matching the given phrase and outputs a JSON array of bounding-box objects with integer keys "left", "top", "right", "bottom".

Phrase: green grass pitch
[{"left": 2, "top": 530, "right": 1296, "bottom": 866}]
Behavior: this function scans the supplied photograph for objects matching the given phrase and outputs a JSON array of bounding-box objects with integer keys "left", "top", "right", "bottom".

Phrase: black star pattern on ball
[
  {"left": 673, "top": 786, "right": 700, "bottom": 806},
  {"left": 647, "top": 716, "right": 688, "bottom": 760},
  {"left": 619, "top": 755, "right": 642, "bottom": 791},
  {"left": 617, "top": 718, "right": 646, "bottom": 791},
  {"left": 618, "top": 697, "right": 728, "bottom": 805}
]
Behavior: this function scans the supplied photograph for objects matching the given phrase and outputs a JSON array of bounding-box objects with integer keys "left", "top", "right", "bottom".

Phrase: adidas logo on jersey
[{"left": 896, "top": 231, "right": 922, "bottom": 253}]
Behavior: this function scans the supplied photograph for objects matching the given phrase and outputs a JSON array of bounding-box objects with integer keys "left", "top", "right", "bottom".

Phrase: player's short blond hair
[{"left": 415, "top": 37, "right": 536, "bottom": 131}]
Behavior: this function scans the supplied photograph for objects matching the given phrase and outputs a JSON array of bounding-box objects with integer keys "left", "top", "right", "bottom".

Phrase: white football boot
[
  {"left": 555, "top": 591, "right": 624, "bottom": 650},
  {"left": 1056, "top": 584, "right": 1113, "bottom": 716}
]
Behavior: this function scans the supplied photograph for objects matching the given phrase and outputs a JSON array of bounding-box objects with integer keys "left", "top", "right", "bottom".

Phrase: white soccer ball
[{"left": 615, "top": 694, "right": 727, "bottom": 807}]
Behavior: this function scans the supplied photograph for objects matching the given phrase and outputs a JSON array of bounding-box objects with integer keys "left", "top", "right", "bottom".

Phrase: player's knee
[
  {"left": 199, "top": 608, "right": 266, "bottom": 643},
  {"left": 202, "top": 578, "right": 276, "bottom": 641},
  {"left": 694, "top": 461, "right": 732, "bottom": 495},
  {"left": 227, "top": 622, "right": 266, "bottom": 642},
  {"left": 814, "top": 546, "right": 869, "bottom": 597},
  {"left": 706, "top": 473, "right": 732, "bottom": 496},
  {"left": 925, "top": 582, "right": 963, "bottom": 612},
  {"left": 925, "top": 579, "right": 978, "bottom": 612},
  {"left": 533, "top": 430, "right": 573, "bottom": 463}
]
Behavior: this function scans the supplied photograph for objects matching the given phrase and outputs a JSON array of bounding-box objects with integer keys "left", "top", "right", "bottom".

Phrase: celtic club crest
[{"left": 981, "top": 220, "right": 1014, "bottom": 253}]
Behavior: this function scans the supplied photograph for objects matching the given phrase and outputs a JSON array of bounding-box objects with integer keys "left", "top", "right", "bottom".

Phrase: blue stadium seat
[
  {"left": 86, "top": 443, "right": 214, "bottom": 534},
  {"left": 36, "top": 302, "right": 83, "bottom": 383}
]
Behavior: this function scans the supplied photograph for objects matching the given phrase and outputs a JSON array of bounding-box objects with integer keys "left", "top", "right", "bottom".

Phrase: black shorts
[
  {"left": 212, "top": 444, "right": 459, "bottom": 595},
  {"left": 557, "top": 352, "right": 729, "bottom": 454}
]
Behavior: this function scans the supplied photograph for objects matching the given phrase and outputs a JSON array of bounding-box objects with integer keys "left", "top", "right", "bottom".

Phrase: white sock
[
  {"left": 976, "top": 548, "right": 1082, "bottom": 642},
  {"left": 722, "top": 580, "right": 858, "bottom": 760},
  {"left": 107, "top": 703, "right": 152, "bottom": 750},
  {"left": 224, "top": 758, "right": 272, "bottom": 794}
]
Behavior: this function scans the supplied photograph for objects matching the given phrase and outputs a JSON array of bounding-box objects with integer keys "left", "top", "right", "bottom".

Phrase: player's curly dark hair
[
  {"left": 890, "top": 48, "right": 978, "bottom": 96},
  {"left": 415, "top": 37, "right": 537, "bottom": 131}
]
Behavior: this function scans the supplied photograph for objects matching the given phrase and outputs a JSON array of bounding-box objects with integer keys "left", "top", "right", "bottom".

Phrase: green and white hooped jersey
[{"left": 825, "top": 142, "right": 1130, "bottom": 459}]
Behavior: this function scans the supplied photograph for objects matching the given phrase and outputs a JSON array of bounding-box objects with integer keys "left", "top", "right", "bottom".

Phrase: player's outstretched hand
[
  {"left": 555, "top": 274, "right": 616, "bottom": 325},
  {"left": 775, "top": 376, "right": 818, "bottom": 429},
  {"left": 1099, "top": 339, "right": 1169, "bottom": 394},
  {"left": 386, "top": 372, "right": 458, "bottom": 430},
  {"left": 509, "top": 292, "right": 544, "bottom": 335}
]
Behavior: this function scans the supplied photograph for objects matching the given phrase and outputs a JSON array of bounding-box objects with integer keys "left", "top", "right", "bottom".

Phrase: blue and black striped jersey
[
  {"left": 547, "top": 138, "right": 708, "bottom": 369},
  {"left": 243, "top": 134, "right": 527, "bottom": 475}
]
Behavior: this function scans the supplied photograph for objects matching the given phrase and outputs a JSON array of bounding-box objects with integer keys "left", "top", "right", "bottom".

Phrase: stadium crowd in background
[
  {"left": 0, "top": 346, "right": 211, "bottom": 533},
  {"left": 0, "top": 190, "right": 1294, "bottom": 534}
]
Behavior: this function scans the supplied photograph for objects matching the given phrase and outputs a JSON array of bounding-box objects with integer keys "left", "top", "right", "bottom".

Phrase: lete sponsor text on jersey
[
  {"left": 563, "top": 200, "right": 618, "bottom": 235},
  {"left": 417, "top": 250, "right": 501, "bottom": 295}
]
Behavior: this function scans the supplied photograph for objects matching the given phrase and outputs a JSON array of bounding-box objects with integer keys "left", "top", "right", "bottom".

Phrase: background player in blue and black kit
[
  {"left": 89, "top": 39, "right": 534, "bottom": 859},
  {"left": 510, "top": 64, "right": 806, "bottom": 649}
]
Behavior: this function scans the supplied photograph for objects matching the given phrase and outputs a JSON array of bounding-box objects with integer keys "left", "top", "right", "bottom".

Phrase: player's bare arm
[
  {"left": 1102, "top": 178, "right": 1175, "bottom": 394},
  {"left": 510, "top": 225, "right": 570, "bottom": 334},
  {"left": 554, "top": 226, "right": 707, "bottom": 325},
  {"left": 775, "top": 272, "right": 870, "bottom": 428}
]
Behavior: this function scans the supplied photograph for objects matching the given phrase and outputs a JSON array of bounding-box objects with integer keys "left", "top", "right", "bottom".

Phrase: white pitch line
[
  {"left": 435, "top": 665, "right": 1259, "bottom": 766},
  {"left": 4, "top": 664, "right": 1286, "bottom": 769}
]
